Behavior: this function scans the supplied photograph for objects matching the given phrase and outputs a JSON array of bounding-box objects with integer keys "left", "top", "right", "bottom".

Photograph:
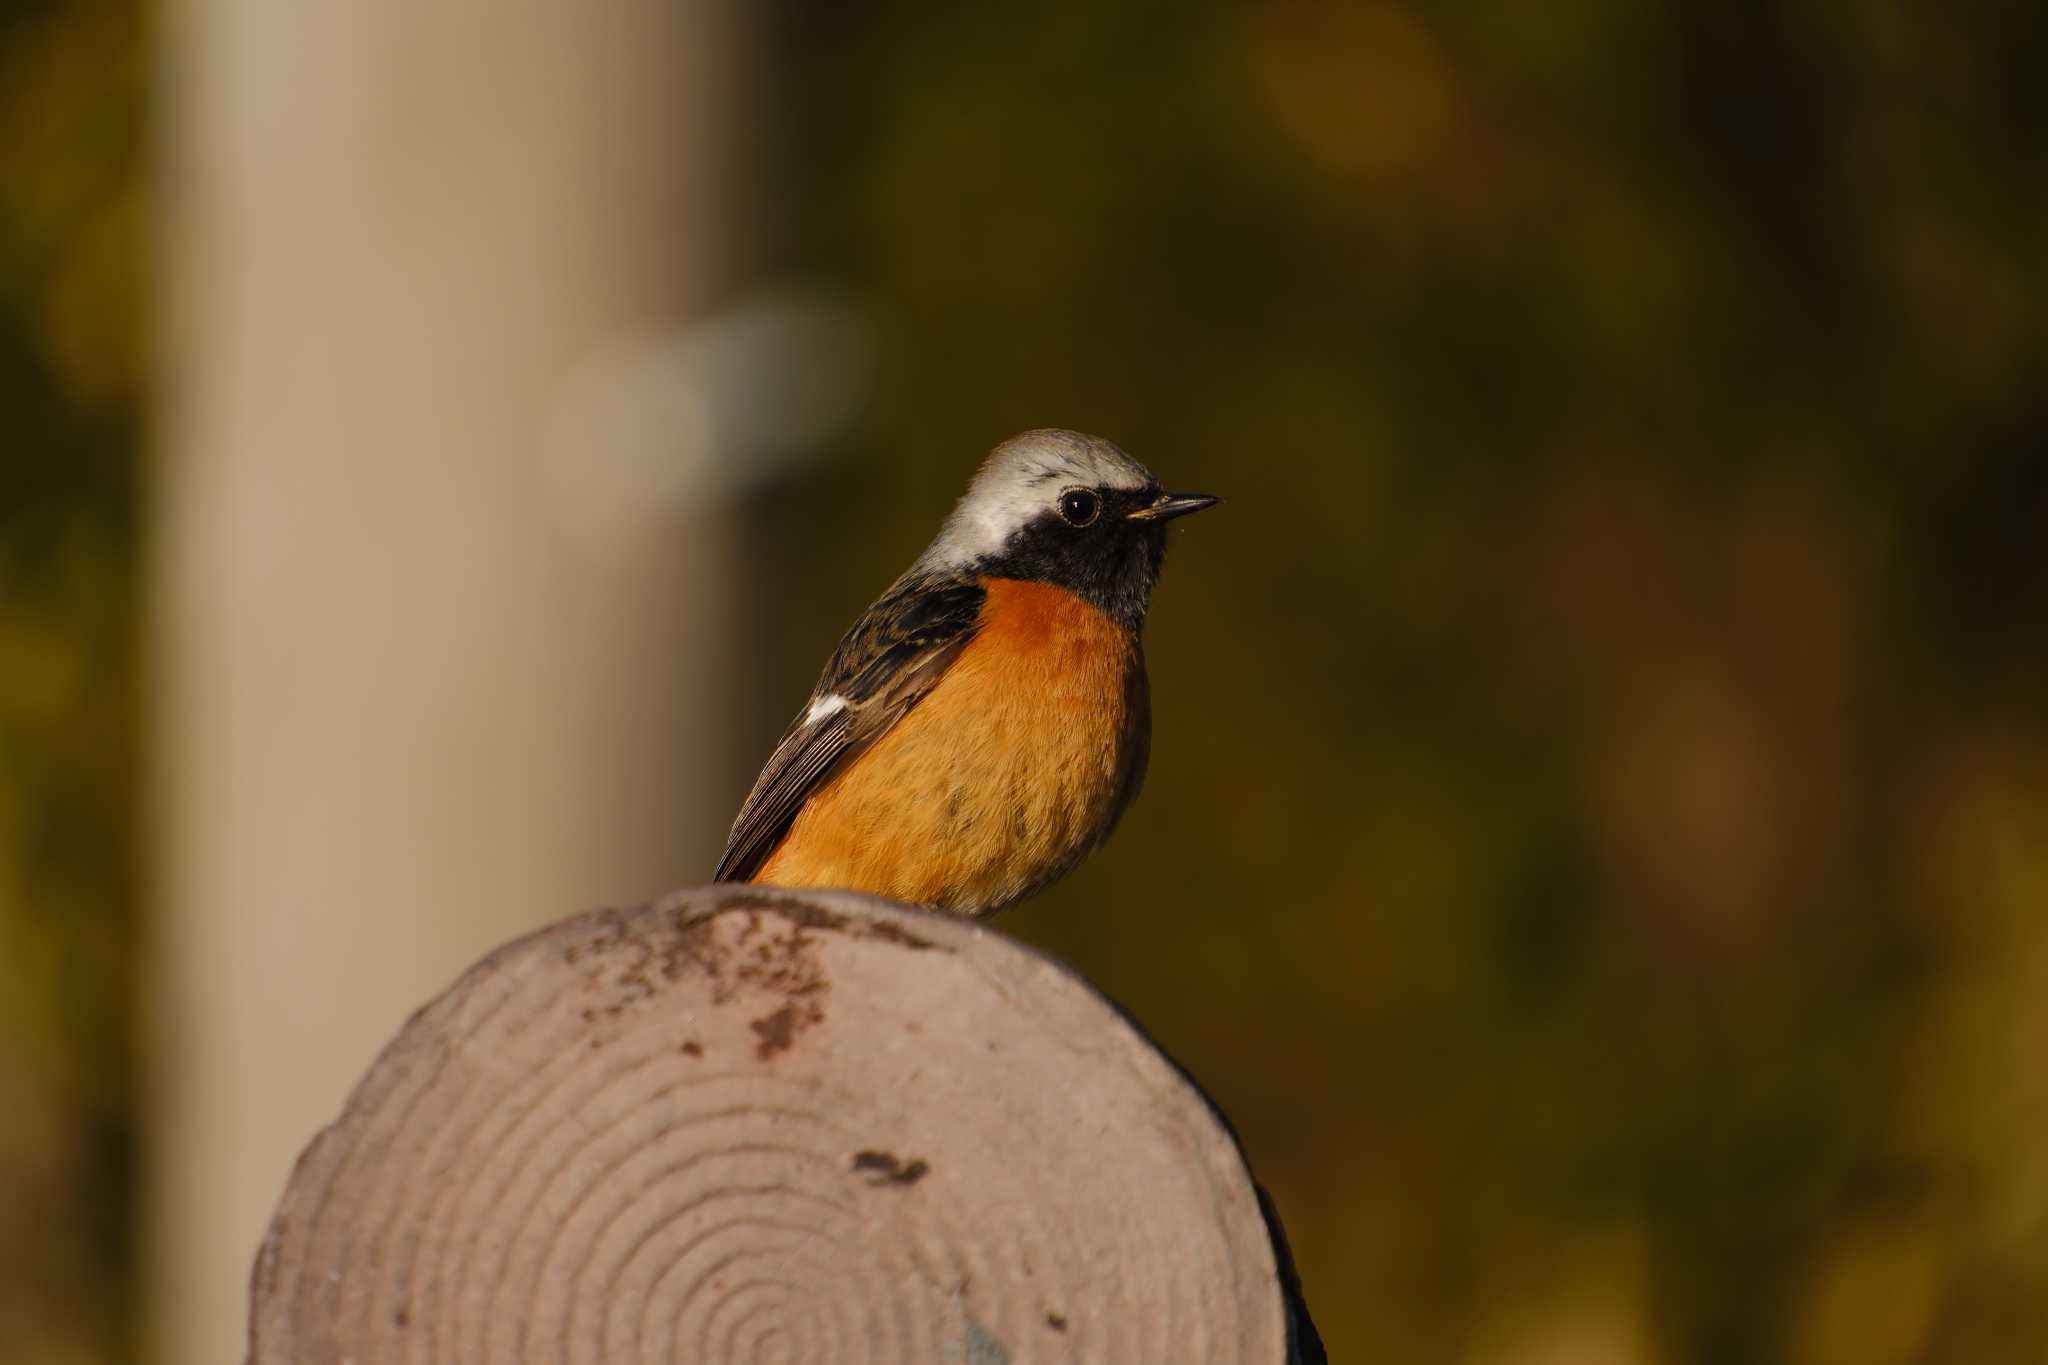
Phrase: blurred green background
[
  {"left": 6, "top": 0, "right": 2048, "bottom": 1360},
  {"left": 1, "top": 0, "right": 144, "bottom": 1359}
]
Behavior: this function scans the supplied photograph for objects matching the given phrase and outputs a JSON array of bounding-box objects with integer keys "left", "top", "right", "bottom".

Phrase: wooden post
[{"left": 246, "top": 886, "right": 1324, "bottom": 1364}]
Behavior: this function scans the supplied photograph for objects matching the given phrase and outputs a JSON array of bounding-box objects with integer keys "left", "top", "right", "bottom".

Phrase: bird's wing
[{"left": 713, "top": 575, "right": 988, "bottom": 882}]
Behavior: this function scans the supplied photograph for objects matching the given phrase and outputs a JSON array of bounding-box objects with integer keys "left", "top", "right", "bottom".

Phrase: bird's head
[{"left": 918, "top": 429, "right": 1217, "bottom": 625}]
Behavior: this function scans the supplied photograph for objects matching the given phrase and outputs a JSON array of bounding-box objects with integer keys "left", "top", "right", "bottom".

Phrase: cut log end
[{"left": 248, "top": 885, "right": 1315, "bottom": 1364}]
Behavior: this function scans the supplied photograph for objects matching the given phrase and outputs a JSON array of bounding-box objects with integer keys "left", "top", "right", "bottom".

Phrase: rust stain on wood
[
  {"left": 561, "top": 896, "right": 954, "bottom": 1058},
  {"left": 850, "top": 1149, "right": 932, "bottom": 1186},
  {"left": 750, "top": 1002, "right": 815, "bottom": 1058}
]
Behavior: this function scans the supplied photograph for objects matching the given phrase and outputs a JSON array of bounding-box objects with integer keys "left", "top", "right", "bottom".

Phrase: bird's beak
[{"left": 1126, "top": 490, "right": 1220, "bottom": 522}]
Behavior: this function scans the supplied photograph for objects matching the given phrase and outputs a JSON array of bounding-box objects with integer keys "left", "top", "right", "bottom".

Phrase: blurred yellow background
[{"left": 5, "top": 0, "right": 2047, "bottom": 1361}]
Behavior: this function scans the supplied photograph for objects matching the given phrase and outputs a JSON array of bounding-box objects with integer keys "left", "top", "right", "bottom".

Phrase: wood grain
[{"left": 247, "top": 886, "right": 1313, "bottom": 1363}]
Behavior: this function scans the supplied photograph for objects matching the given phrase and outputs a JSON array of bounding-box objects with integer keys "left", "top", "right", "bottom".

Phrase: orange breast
[{"left": 755, "top": 578, "right": 1150, "bottom": 914}]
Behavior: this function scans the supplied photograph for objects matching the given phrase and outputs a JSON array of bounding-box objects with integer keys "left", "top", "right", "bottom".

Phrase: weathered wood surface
[{"left": 248, "top": 885, "right": 1321, "bottom": 1363}]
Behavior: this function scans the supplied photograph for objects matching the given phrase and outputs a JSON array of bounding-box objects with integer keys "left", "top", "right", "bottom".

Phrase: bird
[{"left": 714, "top": 428, "right": 1217, "bottom": 915}]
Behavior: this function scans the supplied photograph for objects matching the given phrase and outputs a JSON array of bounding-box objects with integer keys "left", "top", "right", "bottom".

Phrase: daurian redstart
[{"left": 715, "top": 429, "right": 1215, "bottom": 915}]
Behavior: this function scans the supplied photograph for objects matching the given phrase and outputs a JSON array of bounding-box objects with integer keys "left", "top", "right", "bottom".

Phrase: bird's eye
[{"left": 1057, "top": 488, "right": 1100, "bottom": 527}]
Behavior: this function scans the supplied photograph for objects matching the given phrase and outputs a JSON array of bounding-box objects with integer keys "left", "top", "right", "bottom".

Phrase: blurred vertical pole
[{"left": 151, "top": 2, "right": 758, "bottom": 1361}]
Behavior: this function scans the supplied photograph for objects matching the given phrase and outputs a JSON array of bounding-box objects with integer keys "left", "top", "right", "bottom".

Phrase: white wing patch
[{"left": 803, "top": 693, "right": 849, "bottom": 725}]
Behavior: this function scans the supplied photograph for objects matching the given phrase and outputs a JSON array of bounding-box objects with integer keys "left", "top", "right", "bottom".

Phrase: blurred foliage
[
  {"left": 0, "top": 0, "right": 145, "bottom": 1360},
  {"left": 763, "top": 2, "right": 2048, "bottom": 1361}
]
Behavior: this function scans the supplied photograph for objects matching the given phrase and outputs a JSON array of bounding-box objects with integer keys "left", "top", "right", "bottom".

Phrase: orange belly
[{"left": 755, "top": 578, "right": 1150, "bottom": 914}]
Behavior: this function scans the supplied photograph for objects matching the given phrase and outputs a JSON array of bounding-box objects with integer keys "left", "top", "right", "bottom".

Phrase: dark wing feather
[{"left": 713, "top": 575, "right": 986, "bottom": 882}]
